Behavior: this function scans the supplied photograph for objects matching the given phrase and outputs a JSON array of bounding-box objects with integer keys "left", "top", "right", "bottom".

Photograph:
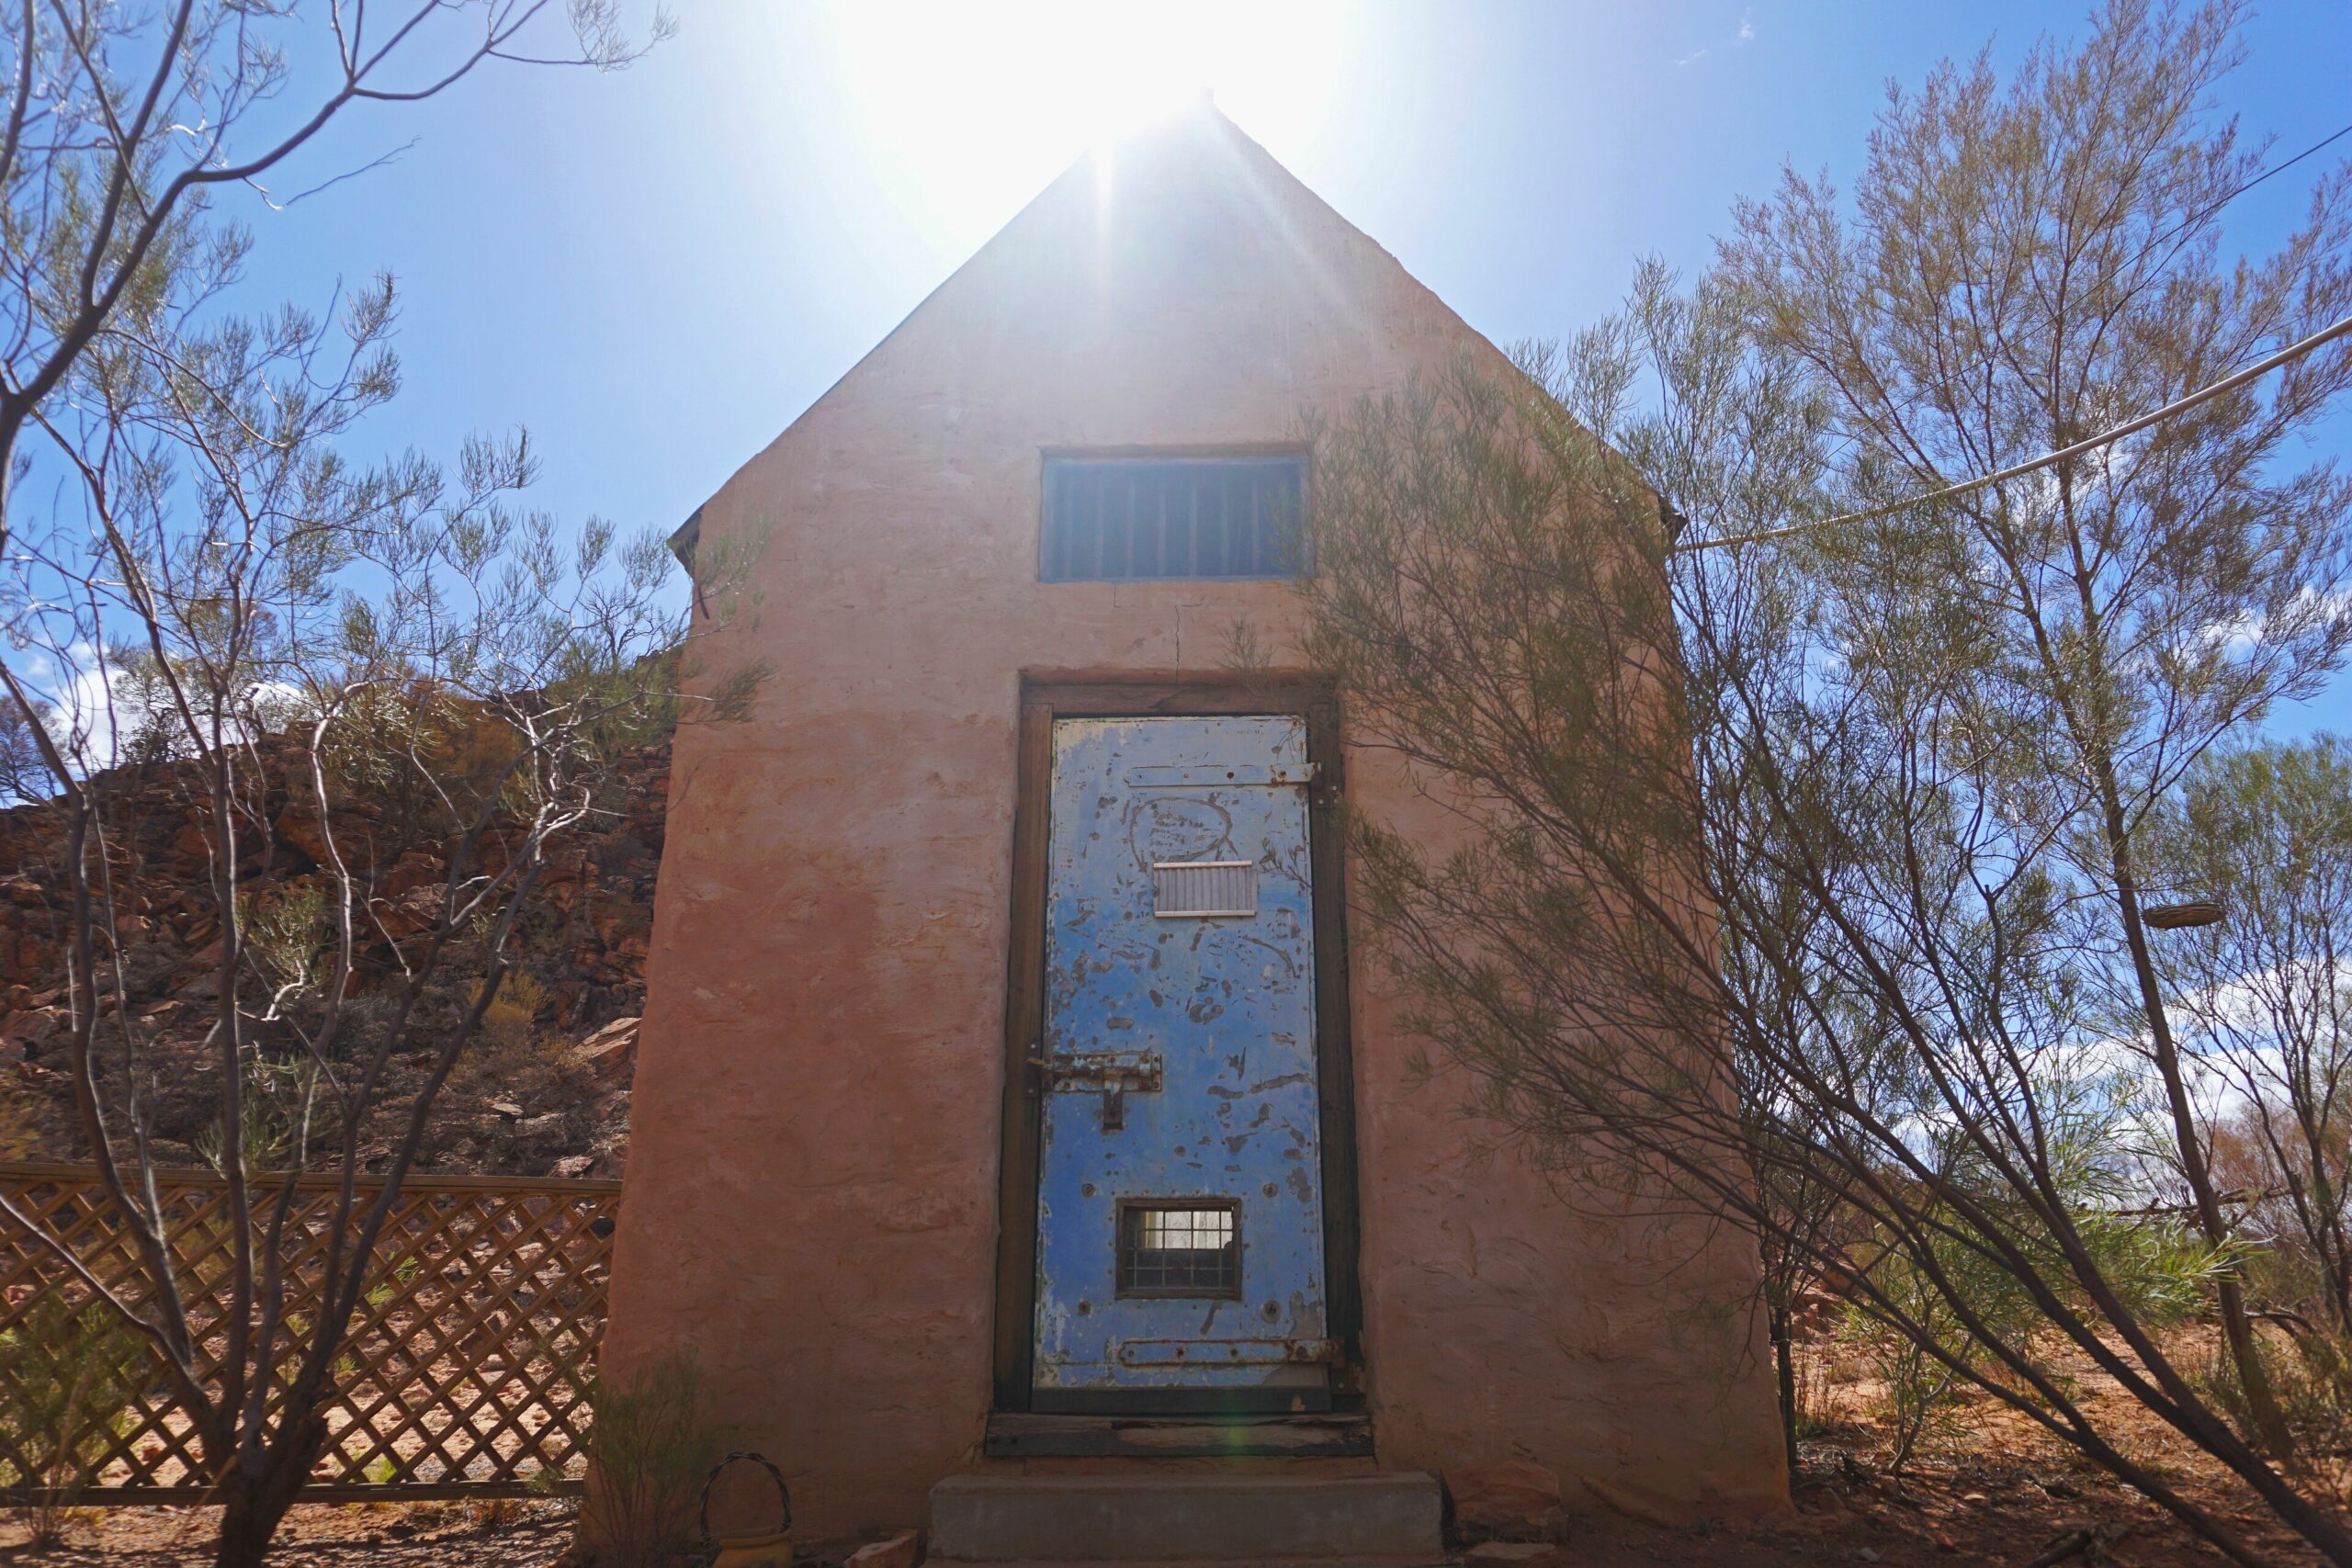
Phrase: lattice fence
[{"left": 0, "top": 1162, "right": 619, "bottom": 1502}]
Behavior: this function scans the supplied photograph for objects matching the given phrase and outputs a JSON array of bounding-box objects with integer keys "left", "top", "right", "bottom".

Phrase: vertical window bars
[
  {"left": 1116, "top": 1200, "right": 1242, "bottom": 1298},
  {"left": 1041, "top": 457, "right": 1304, "bottom": 582}
]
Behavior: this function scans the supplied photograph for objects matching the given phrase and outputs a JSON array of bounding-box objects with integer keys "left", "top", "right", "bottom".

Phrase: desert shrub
[
  {"left": 0, "top": 1081, "right": 40, "bottom": 1160},
  {"left": 1789, "top": 1341, "right": 1844, "bottom": 1442},
  {"left": 196, "top": 1052, "right": 322, "bottom": 1175},
  {"left": 564, "top": 1349, "right": 718, "bottom": 1567},
  {"left": 2195, "top": 1325, "right": 2352, "bottom": 1496},
  {"left": 241, "top": 884, "right": 329, "bottom": 990},
  {"left": 480, "top": 970, "right": 554, "bottom": 1054},
  {"left": 1839, "top": 1241, "right": 2025, "bottom": 1475},
  {"left": 451, "top": 972, "right": 589, "bottom": 1117},
  {"left": 1841, "top": 1100, "right": 2219, "bottom": 1476},
  {"left": 0, "top": 1297, "right": 149, "bottom": 1547}
]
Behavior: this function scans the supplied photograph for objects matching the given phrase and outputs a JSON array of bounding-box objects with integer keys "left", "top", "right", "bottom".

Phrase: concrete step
[
  {"left": 928, "top": 1472, "right": 1445, "bottom": 1564},
  {"left": 927, "top": 1562, "right": 1446, "bottom": 1568}
]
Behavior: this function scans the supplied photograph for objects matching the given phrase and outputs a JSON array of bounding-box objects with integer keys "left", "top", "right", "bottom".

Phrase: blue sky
[{"left": 221, "top": 0, "right": 2351, "bottom": 732}]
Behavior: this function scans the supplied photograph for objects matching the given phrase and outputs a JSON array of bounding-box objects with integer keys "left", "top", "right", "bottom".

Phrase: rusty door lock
[{"left": 1033, "top": 1050, "right": 1163, "bottom": 1132}]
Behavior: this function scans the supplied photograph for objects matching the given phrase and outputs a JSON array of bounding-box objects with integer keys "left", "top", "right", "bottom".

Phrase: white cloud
[
  {"left": 1679, "top": 9, "right": 1755, "bottom": 67},
  {"left": 2196, "top": 586, "right": 2352, "bottom": 659}
]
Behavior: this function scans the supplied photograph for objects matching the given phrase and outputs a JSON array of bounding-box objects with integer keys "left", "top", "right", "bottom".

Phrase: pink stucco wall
[{"left": 602, "top": 107, "right": 1786, "bottom": 1539}]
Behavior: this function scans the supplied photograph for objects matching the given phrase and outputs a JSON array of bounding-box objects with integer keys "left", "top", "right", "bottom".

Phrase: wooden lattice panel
[{"left": 0, "top": 1162, "right": 620, "bottom": 1502}]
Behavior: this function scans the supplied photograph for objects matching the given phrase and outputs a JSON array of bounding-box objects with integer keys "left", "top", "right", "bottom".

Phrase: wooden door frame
[{"left": 989, "top": 673, "right": 1364, "bottom": 1415}]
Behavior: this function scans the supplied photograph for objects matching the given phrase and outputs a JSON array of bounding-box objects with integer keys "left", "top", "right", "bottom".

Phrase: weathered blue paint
[{"left": 1033, "top": 716, "right": 1327, "bottom": 1398}]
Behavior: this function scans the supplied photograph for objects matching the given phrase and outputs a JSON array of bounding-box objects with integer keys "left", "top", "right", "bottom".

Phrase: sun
[{"left": 810, "top": 1, "right": 1352, "bottom": 250}]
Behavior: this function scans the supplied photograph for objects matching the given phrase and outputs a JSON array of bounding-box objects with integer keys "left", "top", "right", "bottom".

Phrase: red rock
[
  {"left": 0, "top": 1008, "right": 62, "bottom": 1045},
  {"left": 378, "top": 851, "right": 447, "bottom": 898},
  {"left": 575, "top": 1017, "right": 639, "bottom": 1081},
  {"left": 0, "top": 727, "right": 673, "bottom": 1174},
  {"left": 844, "top": 1529, "right": 923, "bottom": 1568},
  {"left": 371, "top": 886, "right": 443, "bottom": 939},
  {"left": 272, "top": 805, "right": 332, "bottom": 863},
  {"left": 1445, "top": 1459, "right": 1566, "bottom": 1541},
  {"left": 1466, "top": 1544, "right": 1567, "bottom": 1568}
]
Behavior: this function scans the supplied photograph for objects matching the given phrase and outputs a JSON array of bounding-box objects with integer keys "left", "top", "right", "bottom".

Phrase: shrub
[
  {"left": 564, "top": 1349, "right": 718, "bottom": 1567},
  {"left": 480, "top": 970, "right": 554, "bottom": 1054},
  {"left": 0, "top": 1297, "right": 149, "bottom": 1548},
  {"left": 2194, "top": 1325, "right": 2352, "bottom": 1496}
]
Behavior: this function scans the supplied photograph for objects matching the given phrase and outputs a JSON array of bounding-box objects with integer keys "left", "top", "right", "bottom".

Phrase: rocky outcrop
[{"left": 0, "top": 731, "right": 669, "bottom": 1177}]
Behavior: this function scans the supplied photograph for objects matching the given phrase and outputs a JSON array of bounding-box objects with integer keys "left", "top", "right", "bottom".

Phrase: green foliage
[
  {"left": 1844, "top": 1067, "right": 2221, "bottom": 1472},
  {"left": 2193, "top": 1326, "right": 2352, "bottom": 1502},
  {"left": 0, "top": 1297, "right": 150, "bottom": 1547},
  {"left": 195, "top": 1054, "right": 318, "bottom": 1177},
  {"left": 2147, "top": 736, "right": 2352, "bottom": 1332},
  {"left": 563, "top": 1350, "right": 719, "bottom": 1568},
  {"left": 0, "top": 6, "right": 691, "bottom": 1565},
  {"left": 240, "top": 885, "right": 329, "bottom": 993},
  {"left": 1295, "top": 2, "right": 2352, "bottom": 1555}
]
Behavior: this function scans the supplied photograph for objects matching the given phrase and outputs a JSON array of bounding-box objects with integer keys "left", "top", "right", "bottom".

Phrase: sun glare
[{"left": 811, "top": 1, "right": 1352, "bottom": 251}]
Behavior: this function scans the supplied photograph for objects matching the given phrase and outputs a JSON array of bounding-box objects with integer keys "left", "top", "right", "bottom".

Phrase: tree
[
  {"left": 0, "top": 696, "right": 45, "bottom": 802},
  {"left": 1294, "top": 3, "right": 2352, "bottom": 1562},
  {"left": 0, "top": 2, "right": 674, "bottom": 550},
  {"left": 2152, "top": 739, "right": 2352, "bottom": 1334},
  {"left": 0, "top": 6, "right": 733, "bottom": 1565}
]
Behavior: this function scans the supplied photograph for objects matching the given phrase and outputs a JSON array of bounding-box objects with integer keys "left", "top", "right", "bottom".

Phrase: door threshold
[{"left": 983, "top": 1410, "right": 1373, "bottom": 1459}]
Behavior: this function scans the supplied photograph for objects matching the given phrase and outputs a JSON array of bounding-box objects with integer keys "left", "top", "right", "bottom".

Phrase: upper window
[{"left": 1041, "top": 456, "right": 1303, "bottom": 582}]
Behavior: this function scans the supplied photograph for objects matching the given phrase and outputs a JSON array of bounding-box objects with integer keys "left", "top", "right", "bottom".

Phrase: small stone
[
  {"left": 1465, "top": 1543, "right": 1567, "bottom": 1567},
  {"left": 490, "top": 1100, "right": 525, "bottom": 1119},
  {"left": 844, "top": 1529, "right": 923, "bottom": 1568},
  {"left": 1858, "top": 1550, "right": 1880, "bottom": 1563},
  {"left": 1445, "top": 1459, "right": 1566, "bottom": 1541}
]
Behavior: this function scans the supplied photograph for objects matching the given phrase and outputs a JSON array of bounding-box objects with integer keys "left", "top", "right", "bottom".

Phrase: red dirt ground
[{"left": 0, "top": 1337, "right": 2332, "bottom": 1566}]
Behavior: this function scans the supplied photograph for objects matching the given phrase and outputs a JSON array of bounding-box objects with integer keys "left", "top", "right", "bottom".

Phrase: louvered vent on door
[{"left": 1152, "top": 861, "right": 1258, "bottom": 918}]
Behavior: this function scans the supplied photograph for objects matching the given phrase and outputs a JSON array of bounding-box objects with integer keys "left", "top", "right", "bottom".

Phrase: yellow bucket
[{"left": 709, "top": 1529, "right": 793, "bottom": 1568}]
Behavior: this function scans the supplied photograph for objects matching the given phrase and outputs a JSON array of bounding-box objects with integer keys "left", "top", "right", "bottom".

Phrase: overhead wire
[
  {"left": 1676, "top": 307, "right": 2352, "bottom": 552},
  {"left": 1675, "top": 118, "right": 2352, "bottom": 555}
]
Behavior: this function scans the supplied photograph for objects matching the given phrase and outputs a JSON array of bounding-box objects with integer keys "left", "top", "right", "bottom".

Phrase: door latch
[{"left": 1038, "top": 1051, "right": 1162, "bottom": 1132}]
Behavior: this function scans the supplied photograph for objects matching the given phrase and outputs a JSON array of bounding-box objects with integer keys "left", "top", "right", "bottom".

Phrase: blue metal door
[{"left": 1032, "top": 715, "right": 1329, "bottom": 1407}]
